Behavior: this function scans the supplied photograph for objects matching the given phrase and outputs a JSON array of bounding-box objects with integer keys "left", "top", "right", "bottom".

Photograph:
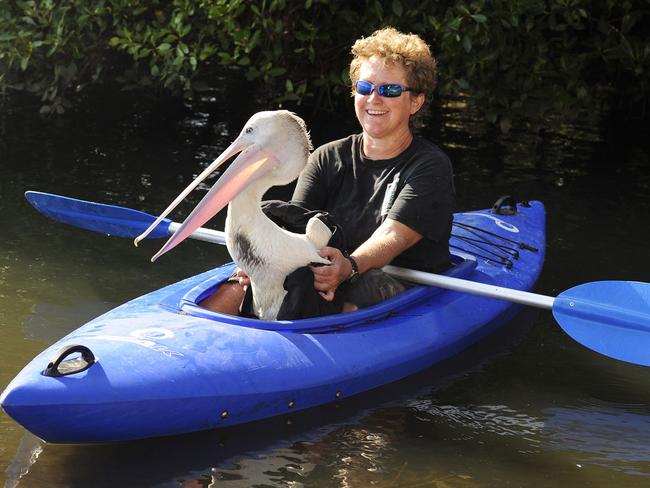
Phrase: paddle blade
[
  {"left": 25, "top": 191, "right": 172, "bottom": 239},
  {"left": 553, "top": 281, "right": 650, "bottom": 366}
]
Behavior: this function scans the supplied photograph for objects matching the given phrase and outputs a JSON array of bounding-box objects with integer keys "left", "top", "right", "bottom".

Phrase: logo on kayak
[
  {"left": 465, "top": 213, "right": 520, "bottom": 233},
  {"left": 83, "top": 327, "right": 183, "bottom": 358},
  {"left": 131, "top": 327, "right": 175, "bottom": 340}
]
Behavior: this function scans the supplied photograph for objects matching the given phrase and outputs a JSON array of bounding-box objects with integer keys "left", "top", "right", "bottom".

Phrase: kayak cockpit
[{"left": 163, "top": 254, "right": 478, "bottom": 333}]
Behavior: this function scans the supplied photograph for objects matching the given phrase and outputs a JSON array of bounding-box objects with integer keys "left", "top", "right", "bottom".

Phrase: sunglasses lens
[
  {"left": 355, "top": 81, "right": 373, "bottom": 95},
  {"left": 356, "top": 81, "right": 407, "bottom": 97},
  {"left": 380, "top": 84, "right": 403, "bottom": 97}
]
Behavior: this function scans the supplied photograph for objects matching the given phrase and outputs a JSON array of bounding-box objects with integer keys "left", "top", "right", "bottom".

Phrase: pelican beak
[{"left": 134, "top": 138, "right": 278, "bottom": 262}]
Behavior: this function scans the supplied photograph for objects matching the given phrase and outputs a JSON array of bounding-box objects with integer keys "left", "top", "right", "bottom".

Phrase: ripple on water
[
  {"left": 407, "top": 400, "right": 546, "bottom": 445},
  {"left": 543, "top": 402, "right": 650, "bottom": 477}
]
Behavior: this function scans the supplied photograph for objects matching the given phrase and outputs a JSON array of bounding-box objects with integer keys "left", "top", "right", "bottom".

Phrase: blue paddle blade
[
  {"left": 553, "top": 281, "right": 650, "bottom": 366},
  {"left": 25, "top": 191, "right": 172, "bottom": 239}
]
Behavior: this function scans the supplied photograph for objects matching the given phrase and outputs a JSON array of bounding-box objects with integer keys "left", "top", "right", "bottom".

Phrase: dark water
[{"left": 1, "top": 93, "right": 649, "bottom": 487}]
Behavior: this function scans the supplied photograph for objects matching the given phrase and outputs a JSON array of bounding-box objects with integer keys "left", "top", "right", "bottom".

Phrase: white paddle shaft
[
  {"left": 170, "top": 222, "right": 554, "bottom": 310},
  {"left": 383, "top": 265, "right": 554, "bottom": 309},
  {"left": 168, "top": 222, "right": 226, "bottom": 245}
]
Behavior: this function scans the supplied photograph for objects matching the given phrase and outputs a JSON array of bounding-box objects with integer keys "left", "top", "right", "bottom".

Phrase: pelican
[{"left": 134, "top": 111, "right": 332, "bottom": 320}]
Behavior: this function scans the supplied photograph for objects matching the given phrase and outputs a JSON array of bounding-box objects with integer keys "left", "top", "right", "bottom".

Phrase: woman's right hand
[{"left": 310, "top": 246, "right": 353, "bottom": 301}]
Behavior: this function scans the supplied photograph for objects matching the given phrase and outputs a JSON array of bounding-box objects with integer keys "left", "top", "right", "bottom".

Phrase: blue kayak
[{"left": 1, "top": 200, "right": 546, "bottom": 443}]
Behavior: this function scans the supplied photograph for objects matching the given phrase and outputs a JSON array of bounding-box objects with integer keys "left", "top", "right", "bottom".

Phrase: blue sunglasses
[{"left": 354, "top": 80, "right": 413, "bottom": 97}]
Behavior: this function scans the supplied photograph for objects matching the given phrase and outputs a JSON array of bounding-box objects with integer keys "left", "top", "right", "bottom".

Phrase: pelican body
[{"left": 135, "top": 111, "right": 331, "bottom": 320}]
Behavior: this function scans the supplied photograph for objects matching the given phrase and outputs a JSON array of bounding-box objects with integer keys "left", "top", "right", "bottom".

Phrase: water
[{"left": 1, "top": 93, "right": 649, "bottom": 487}]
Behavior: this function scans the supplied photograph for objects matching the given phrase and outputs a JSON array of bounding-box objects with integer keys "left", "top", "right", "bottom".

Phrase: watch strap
[{"left": 344, "top": 253, "right": 360, "bottom": 282}]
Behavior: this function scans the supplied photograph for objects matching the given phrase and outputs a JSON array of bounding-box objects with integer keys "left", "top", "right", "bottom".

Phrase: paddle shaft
[
  {"left": 168, "top": 222, "right": 226, "bottom": 245},
  {"left": 170, "top": 221, "right": 555, "bottom": 310},
  {"left": 383, "top": 265, "right": 554, "bottom": 309}
]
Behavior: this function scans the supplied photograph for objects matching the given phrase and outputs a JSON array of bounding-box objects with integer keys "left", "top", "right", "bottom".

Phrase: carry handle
[
  {"left": 492, "top": 195, "right": 517, "bottom": 215},
  {"left": 43, "top": 344, "right": 96, "bottom": 377}
]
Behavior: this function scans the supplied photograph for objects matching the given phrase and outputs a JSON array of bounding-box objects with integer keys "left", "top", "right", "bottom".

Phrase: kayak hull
[{"left": 1, "top": 201, "right": 546, "bottom": 443}]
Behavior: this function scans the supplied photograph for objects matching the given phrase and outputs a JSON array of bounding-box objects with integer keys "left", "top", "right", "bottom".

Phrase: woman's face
[{"left": 354, "top": 56, "right": 424, "bottom": 141}]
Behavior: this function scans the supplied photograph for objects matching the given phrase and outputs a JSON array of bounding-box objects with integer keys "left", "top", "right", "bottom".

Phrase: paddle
[
  {"left": 25, "top": 191, "right": 226, "bottom": 245},
  {"left": 25, "top": 191, "right": 650, "bottom": 367}
]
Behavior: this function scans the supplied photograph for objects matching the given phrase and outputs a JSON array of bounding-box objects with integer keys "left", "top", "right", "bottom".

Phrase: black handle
[
  {"left": 43, "top": 344, "right": 96, "bottom": 377},
  {"left": 491, "top": 195, "right": 517, "bottom": 215}
]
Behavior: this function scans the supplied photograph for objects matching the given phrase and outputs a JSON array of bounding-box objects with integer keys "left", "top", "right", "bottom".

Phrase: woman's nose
[{"left": 367, "top": 89, "right": 382, "bottom": 102}]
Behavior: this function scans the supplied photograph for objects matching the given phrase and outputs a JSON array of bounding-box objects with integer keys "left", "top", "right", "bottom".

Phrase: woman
[
  {"left": 292, "top": 27, "right": 455, "bottom": 310},
  {"left": 202, "top": 27, "right": 454, "bottom": 315}
]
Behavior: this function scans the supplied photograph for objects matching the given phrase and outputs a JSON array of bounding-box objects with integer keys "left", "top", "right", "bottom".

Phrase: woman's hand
[
  {"left": 310, "top": 246, "right": 352, "bottom": 301},
  {"left": 310, "top": 219, "right": 422, "bottom": 302}
]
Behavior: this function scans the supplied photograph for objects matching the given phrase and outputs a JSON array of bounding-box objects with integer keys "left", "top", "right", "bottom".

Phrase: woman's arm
[{"left": 311, "top": 218, "right": 422, "bottom": 299}]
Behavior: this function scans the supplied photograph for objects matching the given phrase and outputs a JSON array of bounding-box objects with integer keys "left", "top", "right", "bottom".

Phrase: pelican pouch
[{"left": 240, "top": 200, "right": 349, "bottom": 320}]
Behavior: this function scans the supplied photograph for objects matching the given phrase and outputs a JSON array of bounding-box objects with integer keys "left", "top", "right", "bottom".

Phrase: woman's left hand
[{"left": 310, "top": 246, "right": 352, "bottom": 301}]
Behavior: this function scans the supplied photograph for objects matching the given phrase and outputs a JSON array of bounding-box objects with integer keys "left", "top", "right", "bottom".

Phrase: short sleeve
[
  {"left": 387, "top": 152, "right": 455, "bottom": 243},
  {"left": 291, "top": 151, "right": 328, "bottom": 211}
]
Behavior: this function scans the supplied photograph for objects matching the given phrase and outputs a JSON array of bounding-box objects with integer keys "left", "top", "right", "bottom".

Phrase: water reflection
[{"left": 4, "top": 434, "right": 42, "bottom": 488}]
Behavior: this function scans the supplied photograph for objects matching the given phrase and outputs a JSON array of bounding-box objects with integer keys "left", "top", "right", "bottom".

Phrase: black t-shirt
[{"left": 291, "top": 133, "right": 455, "bottom": 272}]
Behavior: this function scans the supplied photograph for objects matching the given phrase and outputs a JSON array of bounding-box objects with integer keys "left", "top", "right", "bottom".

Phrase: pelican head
[{"left": 134, "top": 110, "right": 312, "bottom": 261}]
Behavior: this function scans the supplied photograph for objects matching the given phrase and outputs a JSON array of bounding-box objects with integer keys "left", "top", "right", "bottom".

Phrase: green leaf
[
  {"left": 218, "top": 51, "right": 232, "bottom": 63},
  {"left": 471, "top": 14, "right": 487, "bottom": 24},
  {"left": 269, "top": 66, "right": 287, "bottom": 76}
]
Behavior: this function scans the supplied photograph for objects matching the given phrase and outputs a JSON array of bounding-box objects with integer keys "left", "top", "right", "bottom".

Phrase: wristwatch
[{"left": 345, "top": 254, "right": 360, "bottom": 283}]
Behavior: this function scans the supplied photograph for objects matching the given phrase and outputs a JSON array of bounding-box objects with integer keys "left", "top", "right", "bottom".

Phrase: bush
[{"left": 1, "top": 0, "right": 648, "bottom": 129}]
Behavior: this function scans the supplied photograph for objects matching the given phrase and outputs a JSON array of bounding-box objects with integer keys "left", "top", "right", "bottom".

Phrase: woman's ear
[{"left": 410, "top": 93, "right": 425, "bottom": 114}]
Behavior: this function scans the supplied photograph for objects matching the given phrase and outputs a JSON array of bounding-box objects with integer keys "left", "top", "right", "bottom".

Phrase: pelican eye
[{"left": 245, "top": 126, "right": 254, "bottom": 134}]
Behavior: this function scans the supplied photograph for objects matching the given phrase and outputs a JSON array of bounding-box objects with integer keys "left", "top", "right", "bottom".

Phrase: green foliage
[
  {"left": 1, "top": 0, "right": 648, "bottom": 129},
  {"left": 430, "top": 0, "right": 650, "bottom": 131},
  {"left": 0, "top": 0, "right": 115, "bottom": 114}
]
